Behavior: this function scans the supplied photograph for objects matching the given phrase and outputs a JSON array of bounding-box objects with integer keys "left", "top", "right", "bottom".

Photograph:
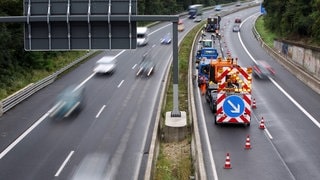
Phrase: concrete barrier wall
[{"left": 274, "top": 40, "right": 320, "bottom": 80}]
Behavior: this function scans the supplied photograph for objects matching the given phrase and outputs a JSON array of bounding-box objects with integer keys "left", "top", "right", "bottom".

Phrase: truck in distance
[{"left": 188, "top": 4, "right": 203, "bottom": 19}]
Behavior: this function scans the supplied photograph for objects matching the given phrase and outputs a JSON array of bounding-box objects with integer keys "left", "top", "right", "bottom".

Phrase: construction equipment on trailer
[
  {"left": 198, "top": 57, "right": 253, "bottom": 126},
  {"left": 195, "top": 47, "right": 219, "bottom": 63},
  {"left": 206, "top": 16, "right": 221, "bottom": 33}
]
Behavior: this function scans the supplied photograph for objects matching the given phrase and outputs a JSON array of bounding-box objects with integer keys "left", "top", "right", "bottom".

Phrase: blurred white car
[
  {"left": 215, "top": 5, "right": 222, "bottom": 11},
  {"left": 70, "top": 153, "right": 110, "bottom": 180},
  {"left": 93, "top": 56, "right": 117, "bottom": 74}
]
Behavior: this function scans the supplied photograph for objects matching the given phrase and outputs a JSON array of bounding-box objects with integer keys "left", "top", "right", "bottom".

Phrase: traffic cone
[
  {"left": 252, "top": 98, "right": 256, "bottom": 109},
  {"left": 224, "top": 153, "right": 232, "bottom": 169},
  {"left": 244, "top": 135, "right": 252, "bottom": 149},
  {"left": 259, "top": 117, "right": 265, "bottom": 129}
]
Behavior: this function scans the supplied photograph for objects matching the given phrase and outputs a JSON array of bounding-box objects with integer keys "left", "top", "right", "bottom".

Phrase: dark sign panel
[{"left": 24, "top": 0, "right": 137, "bottom": 50}]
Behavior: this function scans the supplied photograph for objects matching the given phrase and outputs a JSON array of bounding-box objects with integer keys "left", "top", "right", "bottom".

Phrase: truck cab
[
  {"left": 198, "top": 39, "right": 213, "bottom": 49},
  {"left": 195, "top": 48, "right": 218, "bottom": 63},
  {"left": 137, "top": 27, "right": 149, "bottom": 46}
]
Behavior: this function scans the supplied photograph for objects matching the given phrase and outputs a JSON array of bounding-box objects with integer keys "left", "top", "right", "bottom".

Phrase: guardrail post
[{"left": 0, "top": 101, "right": 3, "bottom": 117}]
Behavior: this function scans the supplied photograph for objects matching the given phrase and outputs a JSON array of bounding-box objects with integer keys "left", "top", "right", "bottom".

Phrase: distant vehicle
[
  {"left": 199, "top": 39, "right": 213, "bottom": 49},
  {"left": 137, "top": 27, "right": 149, "bottom": 46},
  {"left": 49, "top": 85, "right": 85, "bottom": 120},
  {"left": 232, "top": 24, "right": 240, "bottom": 32},
  {"left": 136, "top": 47, "right": 156, "bottom": 77},
  {"left": 188, "top": 4, "right": 203, "bottom": 19},
  {"left": 178, "top": 19, "right": 185, "bottom": 32},
  {"left": 193, "top": 15, "right": 202, "bottom": 22},
  {"left": 252, "top": 60, "right": 275, "bottom": 79},
  {"left": 93, "top": 56, "right": 117, "bottom": 74},
  {"left": 206, "top": 16, "right": 221, "bottom": 32},
  {"left": 235, "top": 18, "right": 242, "bottom": 23},
  {"left": 215, "top": 5, "right": 222, "bottom": 11},
  {"left": 69, "top": 153, "right": 109, "bottom": 180},
  {"left": 160, "top": 33, "right": 172, "bottom": 44},
  {"left": 236, "top": 1, "right": 241, "bottom": 6}
]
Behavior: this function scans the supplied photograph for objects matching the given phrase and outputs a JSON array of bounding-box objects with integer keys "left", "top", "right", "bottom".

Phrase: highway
[
  {"left": 195, "top": 6, "right": 320, "bottom": 180},
  {"left": 0, "top": 6, "right": 202, "bottom": 179},
  {"left": 2, "top": 2, "right": 319, "bottom": 180}
]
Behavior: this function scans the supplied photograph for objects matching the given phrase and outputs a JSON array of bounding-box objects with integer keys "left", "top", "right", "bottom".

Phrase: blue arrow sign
[{"left": 223, "top": 95, "right": 245, "bottom": 118}]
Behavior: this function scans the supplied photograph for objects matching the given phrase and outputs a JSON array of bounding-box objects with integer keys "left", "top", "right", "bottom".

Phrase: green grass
[
  {"left": 156, "top": 22, "right": 204, "bottom": 180},
  {"left": 0, "top": 51, "right": 88, "bottom": 100},
  {"left": 255, "top": 16, "right": 277, "bottom": 47}
]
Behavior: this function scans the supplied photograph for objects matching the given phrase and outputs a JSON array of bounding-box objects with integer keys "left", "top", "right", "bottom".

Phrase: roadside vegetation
[
  {"left": 262, "top": 0, "right": 320, "bottom": 45},
  {"left": 255, "top": 16, "right": 277, "bottom": 47},
  {"left": 155, "top": 22, "right": 204, "bottom": 180}
]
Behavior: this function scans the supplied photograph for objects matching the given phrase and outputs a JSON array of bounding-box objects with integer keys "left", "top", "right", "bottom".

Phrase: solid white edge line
[
  {"left": 0, "top": 112, "right": 50, "bottom": 159},
  {"left": 96, "top": 105, "right": 106, "bottom": 118},
  {"left": 239, "top": 13, "right": 320, "bottom": 129},
  {"left": 114, "top": 50, "right": 126, "bottom": 58},
  {"left": 117, "top": 80, "right": 124, "bottom": 88},
  {"left": 54, "top": 150, "right": 75, "bottom": 177},
  {"left": 74, "top": 73, "right": 96, "bottom": 92},
  {"left": 264, "top": 128, "right": 273, "bottom": 140},
  {"left": 197, "top": 87, "right": 219, "bottom": 180}
]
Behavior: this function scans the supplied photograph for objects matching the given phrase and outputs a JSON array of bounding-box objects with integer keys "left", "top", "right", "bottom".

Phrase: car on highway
[
  {"left": 235, "top": 17, "right": 242, "bottom": 23},
  {"left": 93, "top": 56, "right": 117, "bottom": 75},
  {"left": 232, "top": 24, "right": 240, "bottom": 32},
  {"left": 215, "top": 5, "right": 222, "bottom": 11},
  {"left": 136, "top": 47, "right": 156, "bottom": 77},
  {"left": 137, "top": 27, "right": 149, "bottom": 46},
  {"left": 178, "top": 19, "right": 185, "bottom": 32},
  {"left": 69, "top": 153, "right": 109, "bottom": 180},
  {"left": 252, "top": 60, "right": 276, "bottom": 79},
  {"left": 193, "top": 15, "right": 202, "bottom": 22},
  {"left": 49, "top": 85, "right": 85, "bottom": 120},
  {"left": 160, "top": 33, "right": 172, "bottom": 44}
]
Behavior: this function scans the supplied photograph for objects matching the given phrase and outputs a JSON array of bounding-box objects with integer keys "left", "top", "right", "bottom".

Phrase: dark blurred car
[
  {"left": 160, "top": 33, "right": 172, "bottom": 44},
  {"left": 235, "top": 18, "right": 242, "bottom": 23},
  {"left": 252, "top": 60, "right": 275, "bottom": 79},
  {"left": 232, "top": 24, "right": 240, "bottom": 32},
  {"left": 49, "top": 85, "right": 85, "bottom": 119},
  {"left": 136, "top": 48, "right": 156, "bottom": 77}
]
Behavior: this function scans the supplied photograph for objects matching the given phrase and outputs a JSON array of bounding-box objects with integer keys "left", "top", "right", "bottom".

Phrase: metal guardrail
[
  {"left": 252, "top": 15, "right": 320, "bottom": 94},
  {"left": 0, "top": 51, "right": 96, "bottom": 116}
]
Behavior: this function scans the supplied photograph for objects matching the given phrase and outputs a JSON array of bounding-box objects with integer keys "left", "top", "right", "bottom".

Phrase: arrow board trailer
[{"left": 215, "top": 93, "right": 251, "bottom": 126}]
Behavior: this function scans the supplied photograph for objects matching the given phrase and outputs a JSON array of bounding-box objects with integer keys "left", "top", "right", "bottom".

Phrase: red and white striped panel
[
  {"left": 216, "top": 67, "right": 252, "bottom": 92},
  {"left": 216, "top": 93, "right": 251, "bottom": 124}
]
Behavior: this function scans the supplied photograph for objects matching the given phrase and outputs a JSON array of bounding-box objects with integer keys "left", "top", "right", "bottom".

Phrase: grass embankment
[
  {"left": 0, "top": 51, "right": 88, "bottom": 100},
  {"left": 154, "top": 22, "right": 205, "bottom": 180},
  {"left": 255, "top": 16, "right": 277, "bottom": 47}
]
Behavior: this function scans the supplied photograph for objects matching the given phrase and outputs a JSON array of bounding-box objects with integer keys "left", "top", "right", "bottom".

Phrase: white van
[
  {"left": 93, "top": 56, "right": 117, "bottom": 74},
  {"left": 137, "top": 27, "right": 149, "bottom": 46}
]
